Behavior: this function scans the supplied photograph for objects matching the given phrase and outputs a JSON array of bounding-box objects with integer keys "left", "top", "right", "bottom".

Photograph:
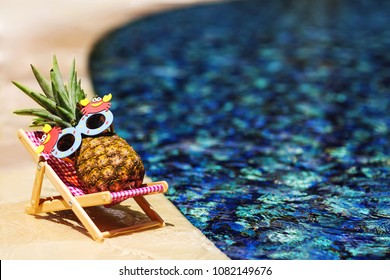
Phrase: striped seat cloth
[{"left": 26, "top": 131, "right": 165, "bottom": 205}]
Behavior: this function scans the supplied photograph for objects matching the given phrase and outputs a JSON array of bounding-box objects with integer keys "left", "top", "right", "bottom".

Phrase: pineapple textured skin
[{"left": 74, "top": 134, "right": 145, "bottom": 193}]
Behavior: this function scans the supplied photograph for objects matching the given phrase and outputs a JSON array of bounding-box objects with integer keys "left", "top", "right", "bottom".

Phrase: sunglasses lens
[
  {"left": 57, "top": 133, "right": 75, "bottom": 152},
  {"left": 86, "top": 114, "right": 106, "bottom": 129}
]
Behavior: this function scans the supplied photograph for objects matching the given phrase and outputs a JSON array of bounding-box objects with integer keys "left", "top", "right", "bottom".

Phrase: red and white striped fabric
[{"left": 26, "top": 131, "right": 165, "bottom": 205}]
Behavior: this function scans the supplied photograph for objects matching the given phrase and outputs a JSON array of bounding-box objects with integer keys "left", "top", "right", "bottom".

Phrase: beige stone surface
[{"left": 0, "top": 0, "right": 228, "bottom": 259}]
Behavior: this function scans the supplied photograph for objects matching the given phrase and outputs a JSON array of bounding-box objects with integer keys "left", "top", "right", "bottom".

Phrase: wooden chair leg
[
  {"left": 25, "top": 158, "right": 46, "bottom": 214},
  {"left": 44, "top": 163, "right": 104, "bottom": 242},
  {"left": 133, "top": 196, "right": 165, "bottom": 226}
]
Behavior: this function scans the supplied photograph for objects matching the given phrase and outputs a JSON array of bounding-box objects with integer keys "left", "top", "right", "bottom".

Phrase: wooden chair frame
[{"left": 18, "top": 129, "right": 168, "bottom": 242}]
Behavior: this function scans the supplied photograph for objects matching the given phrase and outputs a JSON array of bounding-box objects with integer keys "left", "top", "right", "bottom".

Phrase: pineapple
[{"left": 13, "top": 56, "right": 145, "bottom": 193}]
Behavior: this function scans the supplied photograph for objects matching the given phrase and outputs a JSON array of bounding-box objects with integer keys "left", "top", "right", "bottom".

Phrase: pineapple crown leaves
[{"left": 13, "top": 56, "right": 86, "bottom": 128}]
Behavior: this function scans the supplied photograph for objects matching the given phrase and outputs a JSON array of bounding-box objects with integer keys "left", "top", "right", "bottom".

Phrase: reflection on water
[{"left": 90, "top": 0, "right": 390, "bottom": 259}]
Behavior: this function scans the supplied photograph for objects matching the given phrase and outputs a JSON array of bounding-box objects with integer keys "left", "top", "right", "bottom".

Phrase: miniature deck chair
[{"left": 17, "top": 129, "right": 169, "bottom": 242}]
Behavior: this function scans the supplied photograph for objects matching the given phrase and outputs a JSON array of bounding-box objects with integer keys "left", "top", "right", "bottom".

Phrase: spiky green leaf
[
  {"left": 68, "top": 58, "right": 77, "bottom": 110},
  {"left": 30, "top": 118, "right": 57, "bottom": 128},
  {"left": 12, "top": 81, "right": 58, "bottom": 115},
  {"left": 56, "top": 105, "right": 75, "bottom": 123},
  {"left": 30, "top": 64, "right": 54, "bottom": 99},
  {"left": 51, "top": 81, "right": 72, "bottom": 113},
  {"left": 76, "top": 79, "right": 86, "bottom": 102},
  {"left": 50, "top": 56, "right": 70, "bottom": 109},
  {"left": 14, "top": 108, "right": 72, "bottom": 127}
]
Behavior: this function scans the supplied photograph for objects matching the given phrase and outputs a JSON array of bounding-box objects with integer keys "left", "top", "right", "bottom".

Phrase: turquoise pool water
[{"left": 89, "top": 0, "right": 390, "bottom": 259}]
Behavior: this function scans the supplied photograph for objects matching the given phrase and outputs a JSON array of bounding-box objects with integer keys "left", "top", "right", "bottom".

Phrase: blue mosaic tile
[{"left": 89, "top": 0, "right": 390, "bottom": 259}]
